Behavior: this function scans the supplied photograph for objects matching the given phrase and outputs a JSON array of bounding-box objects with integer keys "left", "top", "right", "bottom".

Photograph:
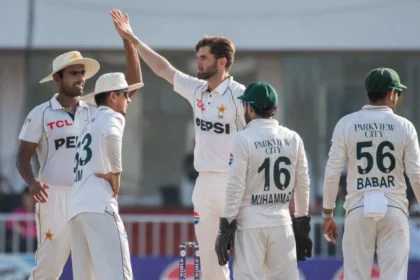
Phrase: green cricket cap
[
  {"left": 238, "top": 81, "right": 278, "bottom": 109},
  {"left": 365, "top": 67, "right": 407, "bottom": 93}
]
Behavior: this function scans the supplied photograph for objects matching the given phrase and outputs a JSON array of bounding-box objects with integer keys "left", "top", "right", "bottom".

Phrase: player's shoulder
[
  {"left": 277, "top": 125, "right": 303, "bottom": 142},
  {"left": 28, "top": 100, "right": 52, "bottom": 116},
  {"left": 175, "top": 70, "right": 207, "bottom": 86},
  {"left": 228, "top": 79, "right": 246, "bottom": 96},
  {"left": 103, "top": 110, "right": 125, "bottom": 126},
  {"left": 391, "top": 114, "right": 416, "bottom": 132},
  {"left": 232, "top": 129, "right": 249, "bottom": 144},
  {"left": 333, "top": 111, "right": 361, "bottom": 131}
]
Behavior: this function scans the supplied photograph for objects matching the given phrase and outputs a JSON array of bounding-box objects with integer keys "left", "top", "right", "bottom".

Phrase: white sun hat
[
  {"left": 39, "top": 51, "right": 100, "bottom": 83},
  {"left": 81, "top": 72, "right": 144, "bottom": 102}
]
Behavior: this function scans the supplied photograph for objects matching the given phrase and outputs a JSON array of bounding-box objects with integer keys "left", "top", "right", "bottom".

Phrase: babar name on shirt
[{"left": 354, "top": 122, "right": 397, "bottom": 190}]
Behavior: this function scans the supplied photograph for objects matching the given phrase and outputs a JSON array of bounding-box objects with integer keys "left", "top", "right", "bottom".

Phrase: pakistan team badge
[{"left": 217, "top": 104, "right": 227, "bottom": 119}]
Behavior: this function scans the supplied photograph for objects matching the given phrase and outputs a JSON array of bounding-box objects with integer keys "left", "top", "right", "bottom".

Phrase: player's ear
[
  {"left": 218, "top": 57, "right": 227, "bottom": 69},
  {"left": 52, "top": 73, "right": 61, "bottom": 82},
  {"left": 109, "top": 91, "right": 118, "bottom": 103}
]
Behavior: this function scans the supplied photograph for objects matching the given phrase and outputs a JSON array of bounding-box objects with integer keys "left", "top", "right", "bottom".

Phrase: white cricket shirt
[
  {"left": 223, "top": 119, "right": 310, "bottom": 230},
  {"left": 18, "top": 94, "right": 96, "bottom": 187},
  {"left": 174, "top": 71, "right": 246, "bottom": 173},
  {"left": 68, "top": 106, "right": 125, "bottom": 221},
  {"left": 323, "top": 105, "right": 420, "bottom": 213}
]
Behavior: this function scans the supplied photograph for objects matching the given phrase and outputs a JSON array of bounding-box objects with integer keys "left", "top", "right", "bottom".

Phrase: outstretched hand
[{"left": 110, "top": 8, "right": 136, "bottom": 43}]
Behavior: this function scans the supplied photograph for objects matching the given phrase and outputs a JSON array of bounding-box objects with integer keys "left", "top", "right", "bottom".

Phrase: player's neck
[
  {"left": 207, "top": 72, "right": 229, "bottom": 92},
  {"left": 56, "top": 93, "right": 80, "bottom": 114},
  {"left": 368, "top": 100, "right": 391, "bottom": 108}
]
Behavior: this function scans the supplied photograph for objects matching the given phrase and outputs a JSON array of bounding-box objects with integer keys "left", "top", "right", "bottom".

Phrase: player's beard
[
  {"left": 197, "top": 61, "right": 218, "bottom": 80},
  {"left": 60, "top": 82, "right": 83, "bottom": 97},
  {"left": 244, "top": 105, "right": 252, "bottom": 124}
]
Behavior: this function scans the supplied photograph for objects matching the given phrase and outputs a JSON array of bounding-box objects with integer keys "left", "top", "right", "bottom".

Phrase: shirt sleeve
[
  {"left": 323, "top": 120, "right": 347, "bottom": 209},
  {"left": 18, "top": 106, "right": 43, "bottom": 143},
  {"left": 293, "top": 134, "right": 310, "bottom": 217},
  {"left": 173, "top": 70, "right": 206, "bottom": 105},
  {"left": 102, "top": 113, "right": 125, "bottom": 138},
  {"left": 223, "top": 133, "right": 248, "bottom": 219},
  {"left": 104, "top": 135, "right": 123, "bottom": 173},
  {"left": 404, "top": 122, "right": 420, "bottom": 204}
]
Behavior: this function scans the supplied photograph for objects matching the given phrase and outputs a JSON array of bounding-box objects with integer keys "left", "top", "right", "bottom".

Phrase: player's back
[
  {"left": 335, "top": 105, "right": 415, "bottom": 211},
  {"left": 68, "top": 107, "right": 125, "bottom": 221},
  {"left": 235, "top": 119, "right": 304, "bottom": 229}
]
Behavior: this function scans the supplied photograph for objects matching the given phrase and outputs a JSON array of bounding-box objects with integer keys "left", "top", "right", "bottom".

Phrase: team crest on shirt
[
  {"left": 193, "top": 212, "right": 200, "bottom": 225},
  {"left": 228, "top": 153, "right": 234, "bottom": 166},
  {"left": 217, "top": 104, "right": 227, "bottom": 119}
]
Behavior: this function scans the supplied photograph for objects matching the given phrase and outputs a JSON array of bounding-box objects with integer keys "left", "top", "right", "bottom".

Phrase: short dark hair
[
  {"left": 94, "top": 91, "right": 112, "bottom": 106},
  {"left": 56, "top": 69, "right": 65, "bottom": 79},
  {"left": 250, "top": 104, "right": 277, "bottom": 118},
  {"left": 195, "top": 36, "right": 235, "bottom": 71},
  {"left": 367, "top": 91, "right": 388, "bottom": 103}
]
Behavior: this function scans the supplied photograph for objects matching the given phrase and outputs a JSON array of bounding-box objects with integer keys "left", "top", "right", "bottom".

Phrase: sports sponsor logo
[
  {"left": 159, "top": 259, "right": 196, "bottom": 280},
  {"left": 54, "top": 136, "right": 78, "bottom": 150},
  {"left": 196, "top": 99, "right": 205, "bottom": 112},
  {"left": 47, "top": 120, "right": 73, "bottom": 130},
  {"left": 195, "top": 118, "right": 230, "bottom": 134}
]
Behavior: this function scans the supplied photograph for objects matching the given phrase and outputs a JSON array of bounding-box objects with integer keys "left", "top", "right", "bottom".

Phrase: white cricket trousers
[
  {"left": 29, "top": 186, "right": 71, "bottom": 280},
  {"left": 192, "top": 172, "right": 230, "bottom": 280},
  {"left": 69, "top": 211, "right": 132, "bottom": 280},
  {"left": 343, "top": 206, "right": 409, "bottom": 280},
  {"left": 233, "top": 225, "right": 299, "bottom": 280}
]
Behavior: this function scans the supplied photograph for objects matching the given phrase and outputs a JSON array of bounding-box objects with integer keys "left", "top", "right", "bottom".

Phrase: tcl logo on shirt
[
  {"left": 47, "top": 120, "right": 72, "bottom": 130},
  {"left": 196, "top": 118, "right": 230, "bottom": 134}
]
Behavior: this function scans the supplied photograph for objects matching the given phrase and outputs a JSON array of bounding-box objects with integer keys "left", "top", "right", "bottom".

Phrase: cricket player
[
  {"left": 215, "top": 82, "right": 312, "bottom": 279},
  {"left": 111, "top": 10, "right": 246, "bottom": 279},
  {"left": 67, "top": 72, "right": 143, "bottom": 280},
  {"left": 15, "top": 12, "right": 140, "bottom": 278},
  {"left": 322, "top": 67, "right": 420, "bottom": 280}
]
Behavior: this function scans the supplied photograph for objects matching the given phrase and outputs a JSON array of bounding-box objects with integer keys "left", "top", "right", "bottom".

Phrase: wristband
[{"left": 322, "top": 212, "right": 333, "bottom": 219}]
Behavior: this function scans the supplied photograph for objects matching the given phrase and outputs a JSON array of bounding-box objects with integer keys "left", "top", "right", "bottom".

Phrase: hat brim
[
  {"left": 39, "top": 58, "right": 100, "bottom": 83},
  {"left": 81, "top": 82, "right": 144, "bottom": 103},
  {"left": 389, "top": 84, "right": 407, "bottom": 91}
]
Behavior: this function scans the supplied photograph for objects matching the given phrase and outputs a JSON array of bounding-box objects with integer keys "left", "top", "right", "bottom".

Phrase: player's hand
[
  {"left": 29, "top": 179, "right": 50, "bottom": 204},
  {"left": 215, "top": 218, "right": 236, "bottom": 266},
  {"left": 323, "top": 217, "right": 339, "bottom": 246},
  {"left": 95, "top": 172, "right": 121, "bottom": 199},
  {"left": 292, "top": 215, "right": 313, "bottom": 261},
  {"left": 110, "top": 9, "right": 137, "bottom": 43}
]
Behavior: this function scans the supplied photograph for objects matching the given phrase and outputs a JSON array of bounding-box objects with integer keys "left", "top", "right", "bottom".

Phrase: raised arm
[
  {"left": 111, "top": 9, "right": 177, "bottom": 85},
  {"left": 123, "top": 39, "right": 142, "bottom": 97}
]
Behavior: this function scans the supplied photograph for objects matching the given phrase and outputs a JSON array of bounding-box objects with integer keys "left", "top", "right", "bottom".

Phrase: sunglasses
[
  {"left": 113, "top": 89, "right": 129, "bottom": 98},
  {"left": 388, "top": 86, "right": 402, "bottom": 97}
]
